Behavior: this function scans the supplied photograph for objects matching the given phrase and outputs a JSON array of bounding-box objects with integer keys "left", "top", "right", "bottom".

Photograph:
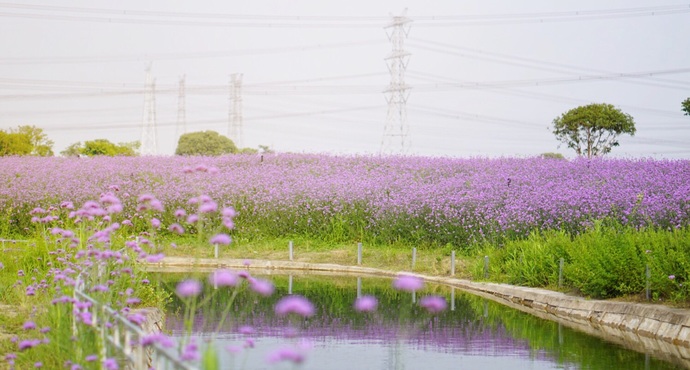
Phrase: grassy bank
[{"left": 156, "top": 221, "right": 690, "bottom": 304}]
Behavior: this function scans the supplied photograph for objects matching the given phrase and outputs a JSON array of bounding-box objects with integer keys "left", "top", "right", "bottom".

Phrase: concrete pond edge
[{"left": 146, "top": 257, "right": 690, "bottom": 367}]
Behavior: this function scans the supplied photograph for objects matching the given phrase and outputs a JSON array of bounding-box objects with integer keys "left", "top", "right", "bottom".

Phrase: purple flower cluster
[{"left": 2, "top": 155, "right": 688, "bottom": 245}]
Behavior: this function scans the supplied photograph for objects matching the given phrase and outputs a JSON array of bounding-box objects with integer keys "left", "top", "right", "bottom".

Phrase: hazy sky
[{"left": 1, "top": 0, "right": 689, "bottom": 158}]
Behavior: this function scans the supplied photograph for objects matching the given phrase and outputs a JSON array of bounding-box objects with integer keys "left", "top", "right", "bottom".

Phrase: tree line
[{"left": 2, "top": 98, "right": 689, "bottom": 158}]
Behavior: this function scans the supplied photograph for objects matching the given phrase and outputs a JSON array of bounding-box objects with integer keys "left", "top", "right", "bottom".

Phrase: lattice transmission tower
[
  {"left": 381, "top": 9, "right": 412, "bottom": 154},
  {"left": 140, "top": 63, "right": 158, "bottom": 155},
  {"left": 228, "top": 73, "right": 244, "bottom": 148},
  {"left": 175, "top": 74, "right": 187, "bottom": 146}
]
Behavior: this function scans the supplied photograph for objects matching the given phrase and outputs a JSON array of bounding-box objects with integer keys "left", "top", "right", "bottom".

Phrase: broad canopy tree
[
  {"left": 0, "top": 125, "right": 54, "bottom": 156},
  {"left": 175, "top": 131, "right": 238, "bottom": 156},
  {"left": 551, "top": 103, "right": 636, "bottom": 159},
  {"left": 682, "top": 97, "right": 690, "bottom": 116},
  {"left": 0, "top": 131, "right": 32, "bottom": 156},
  {"left": 60, "top": 139, "right": 140, "bottom": 157}
]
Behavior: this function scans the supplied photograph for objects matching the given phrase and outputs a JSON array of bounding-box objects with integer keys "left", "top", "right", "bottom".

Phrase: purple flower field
[{"left": 1, "top": 154, "right": 689, "bottom": 245}]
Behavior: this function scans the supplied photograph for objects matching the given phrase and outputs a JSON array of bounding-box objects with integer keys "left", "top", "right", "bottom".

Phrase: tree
[
  {"left": 682, "top": 98, "right": 690, "bottom": 116},
  {"left": 175, "top": 131, "right": 237, "bottom": 156},
  {"left": 551, "top": 103, "right": 636, "bottom": 158},
  {"left": 60, "top": 139, "right": 139, "bottom": 157},
  {"left": 0, "top": 131, "right": 32, "bottom": 156},
  {"left": 540, "top": 152, "right": 565, "bottom": 160},
  {"left": 10, "top": 125, "right": 54, "bottom": 156},
  {"left": 60, "top": 142, "right": 83, "bottom": 157}
]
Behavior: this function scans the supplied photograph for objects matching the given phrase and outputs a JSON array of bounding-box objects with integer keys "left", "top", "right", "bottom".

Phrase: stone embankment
[{"left": 148, "top": 257, "right": 690, "bottom": 367}]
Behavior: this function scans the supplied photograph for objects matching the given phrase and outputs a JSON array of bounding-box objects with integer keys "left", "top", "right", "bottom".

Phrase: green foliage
[
  {"left": 175, "top": 131, "right": 237, "bottom": 156},
  {"left": 472, "top": 222, "right": 690, "bottom": 302},
  {"left": 10, "top": 125, "right": 54, "bottom": 156},
  {"left": 539, "top": 152, "right": 565, "bottom": 160},
  {"left": 0, "top": 131, "right": 32, "bottom": 156},
  {"left": 0, "top": 125, "right": 54, "bottom": 156},
  {"left": 565, "top": 223, "right": 646, "bottom": 298},
  {"left": 258, "top": 144, "right": 274, "bottom": 154},
  {"left": 60, "top": 139, "right": 140, "bottom": 157},
  {"left": 237, "top": 147, "right": 258, "bottom": 154},
  {"left": 551, "top": 103, "right": 636, "bottom": 158},
  {"left": 682, "top": 97, "right": 690, "bottom": 116}
]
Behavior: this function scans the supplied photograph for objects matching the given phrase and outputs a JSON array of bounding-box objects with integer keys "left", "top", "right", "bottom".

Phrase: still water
[{"left": 159, "top": 273, "right": 687, "bottom": 370}]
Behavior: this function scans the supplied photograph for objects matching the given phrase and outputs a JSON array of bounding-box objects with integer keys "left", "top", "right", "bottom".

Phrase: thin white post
[
  {"left": 289, "top": 241, "right": 293, "bottom": 261},
  {"left": 357, "top": 242, "right": 362, "bottom": 265},
  {"left": 357, "top": 277, "right": 362, "bottom": 298},
  {"left": 214, "top": 243, "right": 218, "bottom": 259},
  {"left": 288, "top": 274, "right": 293, "bottom": 295},
  {"left": 411, "top": 247, "right": 417, "bottom": 270},
  {"left": 451, "top": 250, "right": 456, "bottom": 276}
]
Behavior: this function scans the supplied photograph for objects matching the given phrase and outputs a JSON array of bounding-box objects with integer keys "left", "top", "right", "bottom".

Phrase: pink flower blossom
[
  {"left": 354, "top": 295, "right": 378, "bottom": 312},
  {"left": 275, "top": 295, "right": 315, "bottom": 317},
  {"left": 176, "top": 279, "right": 202, "bottom": 298},
  {"left": 419, "top": 295, "right": 447, "bottom": 314},
  {"left": 392, "top": 274, "right": 424, "bottom": 292},
  {"left": 209, "top": 269, "right": 238, "bottom": 287}
]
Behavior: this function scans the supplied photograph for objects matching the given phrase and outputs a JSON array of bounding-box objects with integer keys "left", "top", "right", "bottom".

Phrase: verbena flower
[
  {"left": 168, "top": 223, "right": 184, "bottom": 234},
  {"left": 127, "top": 313, "right": 146, "bottom": 326},
  {"left": 103, "top": 358, "right": 118, "bottom": 370},
  {"left": 238, "top": 325, "right": 254, "bottom": 335},
  {"left": 199, "top": 201, "right": 218, "bottom": 214},
  {"left": 209, "top": 269, "right": 238, "bottom": 287},
  {"left": 419, "top": 295, "right": 447, "bottom": 314},
  {"left": 249, "top": 278, "right": 274, "bottom": 297},
  {"left": 145, "top": 253, "right": 165, "bottom": 263},
  {"left": 392, "top": 274, "right": 424, "bottom": 292},
  {"left": 18, "top": 339, "right": 41, "bottom": 351},
  {"left": 140, "top": 333, "right": 174, "bottom": 347},
  {"left": 354, "top": 295, "right": 378, "bottom": 312},
  {"left": 181, "top": 342, "right": 199, "bottom": 361},
  {"left": 222, "top": 207, "right": 236, "bottom": 218},
  {"left": 275, "top": 295, "right": 315, "bottom": 317},
  {"left": 209, "top": 234, "right": 231, "bottom": 245},
  {"left": 266, "top": 346, "right": 305, "bottom": 364},
  {"left": 22, "top": 321, "right": 36, "bottom": 330},
  {"left": 176, "top": 279, "right": 202, "bottom": 298}
]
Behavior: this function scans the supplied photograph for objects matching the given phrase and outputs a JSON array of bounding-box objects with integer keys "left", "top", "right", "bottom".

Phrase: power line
[
  {"left": 0, "top": 40, "right": 384, "bottom": 65},
  {"left": 406, "top": 70, "right": 686, "bottom": 118},
  {"left": 0, "top": 2, "right": 687, "bottom": 27},
  {"left": 408, "top": 38, "right": 690, "bottom": 90}
]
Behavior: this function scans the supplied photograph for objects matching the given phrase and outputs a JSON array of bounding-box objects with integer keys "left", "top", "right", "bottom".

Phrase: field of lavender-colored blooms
[{"left": 1, "top": 154, "right": 689, "bottom": 246}]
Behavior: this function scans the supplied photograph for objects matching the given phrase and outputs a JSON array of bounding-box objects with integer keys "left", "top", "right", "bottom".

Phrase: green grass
[{"left": 2, "top": 220, "right": 689, "bottom": 367}]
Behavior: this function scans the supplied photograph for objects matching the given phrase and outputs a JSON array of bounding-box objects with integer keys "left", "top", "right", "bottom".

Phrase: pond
[{"left": 158, "top": 272, "right": 688, "bottom": 370}]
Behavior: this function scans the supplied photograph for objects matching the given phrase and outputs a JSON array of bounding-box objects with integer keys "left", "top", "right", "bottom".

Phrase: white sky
[{"left": 0, "top": 0, "right": 689, "bottom": 158}]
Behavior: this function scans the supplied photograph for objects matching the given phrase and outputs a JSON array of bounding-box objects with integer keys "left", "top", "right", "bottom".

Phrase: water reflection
[{"left": 158, "top": 273, "right": 686, "bottom": 370}]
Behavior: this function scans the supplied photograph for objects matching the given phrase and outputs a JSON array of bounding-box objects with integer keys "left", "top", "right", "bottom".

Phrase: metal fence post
[{"left": 450, "top": 250, "right": 456, "bottom": 276}]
